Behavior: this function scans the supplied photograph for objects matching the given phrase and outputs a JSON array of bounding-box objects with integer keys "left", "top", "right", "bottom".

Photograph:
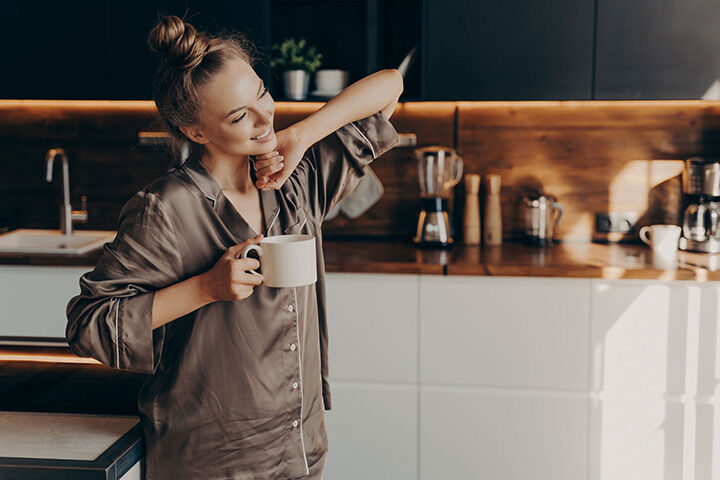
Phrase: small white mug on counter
[
  {"left": 241, "top": 234, "right": 317, "bottom": 288},
  {"left": 639, "top": 224, "right": 681, "bottom": 263}
]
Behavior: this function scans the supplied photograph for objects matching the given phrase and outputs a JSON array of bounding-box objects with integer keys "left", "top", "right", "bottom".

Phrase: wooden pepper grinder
[
  {"left": 463, "top": 174, "right": 481, "bottom": 245},
  {"left": 484, "top": 174, "right": 502, "bottom": 245}
]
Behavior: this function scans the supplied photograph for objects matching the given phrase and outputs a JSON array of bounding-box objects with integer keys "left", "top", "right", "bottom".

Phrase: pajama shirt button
[
  {"left": 290, "top": 343, "right": 296, "bottom": 351},
  {"left": 293, "top": 382, "right": 299, "bottom": 389},
  {"left": 288, "top": 304, "right": 294, "bottom": 312},
  {"left": 293, "top": 419, "right": 299, "bottom": 428}
]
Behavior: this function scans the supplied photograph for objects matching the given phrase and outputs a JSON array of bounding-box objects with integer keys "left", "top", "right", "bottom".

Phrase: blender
[{"left": 413, "top": 145, "right": 463, "bottom": 247}]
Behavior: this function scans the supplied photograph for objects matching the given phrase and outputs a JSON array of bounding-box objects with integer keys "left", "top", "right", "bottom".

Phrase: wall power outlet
[{"left": 595, "top": 212, "right": 639, "bottom": 234}]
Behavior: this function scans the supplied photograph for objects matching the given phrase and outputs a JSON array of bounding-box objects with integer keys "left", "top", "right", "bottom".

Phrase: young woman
[{"left": 65, "top": 14, "right": 401, "bottom": 480}]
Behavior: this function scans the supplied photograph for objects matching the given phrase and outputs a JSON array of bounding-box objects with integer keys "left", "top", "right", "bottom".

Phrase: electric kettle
[{"left": 522, "top": 191, "right": 564, "bottom": 246}]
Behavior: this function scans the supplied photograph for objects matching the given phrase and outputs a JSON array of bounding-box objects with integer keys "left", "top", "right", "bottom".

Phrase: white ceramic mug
[
  {"left": 240, "top": 234, "right": 317, "bottom": 288},
  {"left": 639, "top": 224, "right": 681, "bottom": 258}
]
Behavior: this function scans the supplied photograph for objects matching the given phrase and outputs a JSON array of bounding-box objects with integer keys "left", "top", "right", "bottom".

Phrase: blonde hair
[{"left": 147, "top": 14, "right": 260, "bottom": 164}]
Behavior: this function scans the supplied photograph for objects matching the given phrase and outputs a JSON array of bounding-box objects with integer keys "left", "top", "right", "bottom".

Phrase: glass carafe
[
  {"left": 413, "top": 146, "right": 463, "bottom": 198},
  {"left": 683, "top": 198, "right": 720, "bottom": 241}
]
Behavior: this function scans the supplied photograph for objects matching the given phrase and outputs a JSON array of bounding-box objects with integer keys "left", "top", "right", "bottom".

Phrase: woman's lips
[{"left": 252, "top": 125, "right": 274, "bottom": 142}]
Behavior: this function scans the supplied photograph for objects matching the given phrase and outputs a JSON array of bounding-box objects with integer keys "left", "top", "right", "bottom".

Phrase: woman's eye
[{"left": 231, "top": 87, "right": 268, "bottom": 124}]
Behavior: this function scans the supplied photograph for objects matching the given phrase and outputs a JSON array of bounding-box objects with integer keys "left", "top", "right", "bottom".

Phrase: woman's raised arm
[{"left": 291, "top": 68, "right": 404, "bottom": 149}]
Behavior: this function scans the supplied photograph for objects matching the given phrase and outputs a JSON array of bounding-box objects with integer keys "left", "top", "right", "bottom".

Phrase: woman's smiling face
[{"left": 185, "top": 56, "right": 277, "bottom": 156}]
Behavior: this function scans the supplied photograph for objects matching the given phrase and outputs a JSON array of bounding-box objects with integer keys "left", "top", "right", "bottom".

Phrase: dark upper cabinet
[
  {"left": 106, "top": 0, "right": 188, "bottom": 100},
  {"left": 380, "top": 0, "right": 422, "bottom": 100},
  {"left": 107, "top": 1, "right": 271, "bottom": 100},
  {"left": 270, "top": 0, "right": 368, "bottom": 99},
  {"left": 595, "top": 0, "right": 720, "bottom": 99},
  {"left": 0, "top": 2, "right": 109, "bottom": 99},
  {"left": 269, "top": 0, "right": 421, "bottom": 101},
  {"left": 16, "top": 0, "right": 720, "bottom": 101},
  {"left": 0, "top": 0, "right": 418, "bottom": 101},
  {"left": 0, "top": 1, "right": 271, "bottom": 100},
  {"left": 423, "top": 0, "right": 595, "bottom": 100}
]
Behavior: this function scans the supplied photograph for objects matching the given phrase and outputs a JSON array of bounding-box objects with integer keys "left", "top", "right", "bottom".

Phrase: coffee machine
[
  {"left": 413, "top": 145, "right": 463, "bottom": 247},
  {"left": 679, "top": 156, "right": 720, "bottom": 253}
]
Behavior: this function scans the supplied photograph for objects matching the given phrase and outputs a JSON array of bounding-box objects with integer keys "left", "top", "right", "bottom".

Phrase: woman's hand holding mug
[
  {"left": 201, "top": 234, "right": 265, "bottom": 302},
  {"left": 253, "top": 125, "right": 308, "bottom": 190}
]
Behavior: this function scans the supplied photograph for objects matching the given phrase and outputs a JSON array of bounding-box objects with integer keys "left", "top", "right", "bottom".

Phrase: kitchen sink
[{"left": 0, "top": 229, "right": 116, "bottom": 255}]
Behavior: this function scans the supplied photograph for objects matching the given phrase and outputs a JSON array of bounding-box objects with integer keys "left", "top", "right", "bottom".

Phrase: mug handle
[
  {"left": 240, "top": 244, "right": 264, "bottom": 277},
  {"left": 639, "top": 226, "right": 652, "bottom": 246}
]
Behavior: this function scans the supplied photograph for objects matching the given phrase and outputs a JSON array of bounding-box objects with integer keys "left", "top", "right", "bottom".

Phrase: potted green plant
[{"left": 270, "top": 38, "right": 323, "bottom": 100}]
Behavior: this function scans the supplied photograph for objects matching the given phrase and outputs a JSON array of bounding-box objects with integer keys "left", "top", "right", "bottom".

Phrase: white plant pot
[{"left": 282, "top": 70, "right": 311, "bottom": 100}]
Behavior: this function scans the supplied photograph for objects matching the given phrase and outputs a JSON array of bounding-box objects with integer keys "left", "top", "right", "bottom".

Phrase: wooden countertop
[
  {"left": 324, "top": 240, "right": 720, "bottom": 281},
  {"left": 447, "top": 242, "right": 720, "bottom": 281},
  {"left": 2, "top": 239, "right": 720, "bottom": 281}
]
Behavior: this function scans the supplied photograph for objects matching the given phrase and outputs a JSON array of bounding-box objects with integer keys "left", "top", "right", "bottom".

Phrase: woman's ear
[{"left": 179, "top": 125, "right": 210, "bottom": 144}]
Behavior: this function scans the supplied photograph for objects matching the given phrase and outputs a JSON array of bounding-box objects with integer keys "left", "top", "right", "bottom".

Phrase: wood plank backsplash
[
  {"left": 2, "top": 100, "right": 719, "bottom": 242},
  {"left": 457, "top": 101, "right": 720, "bottom": 241}
]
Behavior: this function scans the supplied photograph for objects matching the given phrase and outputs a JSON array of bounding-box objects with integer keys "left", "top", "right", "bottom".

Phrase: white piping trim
[
  {"left": 293, "top": 286, "right": 310, "bottom": 475},
  {"left": 267, "top": 208, "right": 281, "bottom": 233},
  {"left": 114, "top": 299, "right": 120, "bottom": 369},
  {"left": 349, "top": 122, "right": 376, "bottom": 158}
]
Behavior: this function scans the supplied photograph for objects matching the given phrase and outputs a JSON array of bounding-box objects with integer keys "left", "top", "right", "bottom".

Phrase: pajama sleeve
[
  {"left": 65, "top": 190, "right": 184, "bottom": 374},
  {"left": 284, "top": 109, "right": 399, "bottom": 223}
]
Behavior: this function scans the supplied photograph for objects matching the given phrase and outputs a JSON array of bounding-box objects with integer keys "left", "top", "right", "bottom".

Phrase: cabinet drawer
[
  {"left": 0, "top": 266, "right": 90, "bottom": 341},
  {"left": 419, "top": 276, "right": 591, "bottom": 390},
  {"left": 326, "top": 273, "right": 419, "bottom": 383}
]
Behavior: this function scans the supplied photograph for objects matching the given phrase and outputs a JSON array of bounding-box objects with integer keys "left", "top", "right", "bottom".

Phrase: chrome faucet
[{"left": 45, "top": 148, "right": 88, "bottom": 236}]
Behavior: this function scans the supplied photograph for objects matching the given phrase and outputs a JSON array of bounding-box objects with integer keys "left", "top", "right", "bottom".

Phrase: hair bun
[{"left": 148, "top": 15, "right": 208, "bottom": 70}]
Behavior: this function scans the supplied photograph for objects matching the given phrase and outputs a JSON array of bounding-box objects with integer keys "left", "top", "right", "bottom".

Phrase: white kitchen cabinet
[
  {"left": 8, "top": 265, "right": 720, "bottom": 480},
  {"left": 589, "top": 281, "right": 720, "bottom": 480},
  {"left": 589, "top": 282, "right": 689, "bottom": 480},
  {"left": 693, "top": 285, "right": 720, "bottom": 480},
  {"left": 323, "top": 273, "right": 419, "bottom": 480},
  {"left": 589, "top": 395, "right": 686, "bottom": 480},
  {"left": 420, "top": 387, "right": 588, "bottom": 480},
  {"left": 325, "top": 272, "right": 419, "bottom": 383},
  {"left": 0, "top": 265, "right": 90, "bottom": 341},
  {"left": 418, "top": 276, "right": 591, "bottom": 480},
  {"left": 324, "top": 383, "right": 418, "bottom": 480},
  {"left": 419, "top": 275, "right": 591, "bottom": 390},
  {"left": 590, "top": 281, "right": 699, "bottom": 395}
]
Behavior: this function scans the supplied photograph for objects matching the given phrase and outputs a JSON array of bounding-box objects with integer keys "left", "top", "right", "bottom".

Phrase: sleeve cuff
[
  {"left": 351, "top": 110, "right": 400, "bottom": 160},
  {"left": 117, "top": 290, "right": 165, "bottom": 374},
  {"left": 335, "top": 110, "right": 400, "bottom": 172}
]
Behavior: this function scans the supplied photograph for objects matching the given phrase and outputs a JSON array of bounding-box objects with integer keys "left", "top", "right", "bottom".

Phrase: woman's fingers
[
  {"left": 254, "top": 150, "right": 279, "bottom": 161},
  {"left": 253, "top": 153, "right": 284, "bottom": 189},
  {"left": 255, "top": 174, "right": 275, "bottom": 188},
  {"left": 255, "top": 161, "right": 284, "bottom": 179},
  {"left": 239, "top": 271, "right": 264, "bottom": 286},
  {"left": 254, "top": 150, "right": 284, "bottom": 189},
  {"left": 254, "top": 154, "right": 284, "bottom": 170}
]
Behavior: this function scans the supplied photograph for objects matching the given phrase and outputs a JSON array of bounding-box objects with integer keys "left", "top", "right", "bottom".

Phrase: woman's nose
[{"left": 255, "top": 112, "right": 272, "bottom": 126}]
